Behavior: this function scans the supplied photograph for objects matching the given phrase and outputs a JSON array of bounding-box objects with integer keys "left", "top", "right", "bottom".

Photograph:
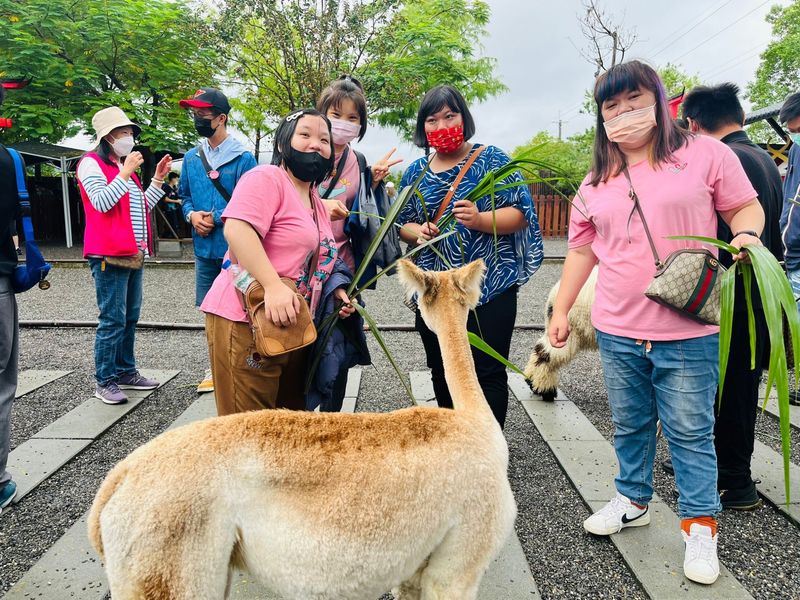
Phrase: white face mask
[{"left": 108, "top": 134, "right": 135, "bottom": 156}]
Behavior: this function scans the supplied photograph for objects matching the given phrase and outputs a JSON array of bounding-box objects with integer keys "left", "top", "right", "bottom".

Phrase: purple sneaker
[
  {"left": 117, "top": 371, "right": 160, "bottom": 390},
  {"left": 95, "top": 382, "right": 128, "bottom": 405}
]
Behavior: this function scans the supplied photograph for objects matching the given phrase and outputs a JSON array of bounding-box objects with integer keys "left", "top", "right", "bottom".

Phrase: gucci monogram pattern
[{"left": 644, "top": 250, "right": 722, "bottom": 325}]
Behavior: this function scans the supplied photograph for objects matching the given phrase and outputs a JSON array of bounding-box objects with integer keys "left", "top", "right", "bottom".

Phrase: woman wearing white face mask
[
  {"left": 549, "top": 61, "right": 765, "bottom": 586},
  {"left": 313, "top": 76, "right": 402, "bottom": 412},
  {"left": 77, "top": 106, "right": 172, "bottom": 406}
]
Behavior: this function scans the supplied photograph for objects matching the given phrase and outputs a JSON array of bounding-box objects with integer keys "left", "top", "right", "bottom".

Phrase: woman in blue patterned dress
[{"left": 397, "top": 85, "right": 543, "bottom": 427}]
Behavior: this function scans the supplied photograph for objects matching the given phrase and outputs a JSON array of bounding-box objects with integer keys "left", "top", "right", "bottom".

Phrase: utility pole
[{"left": 553, "top": 112, "right": 566, "bottom": 140}]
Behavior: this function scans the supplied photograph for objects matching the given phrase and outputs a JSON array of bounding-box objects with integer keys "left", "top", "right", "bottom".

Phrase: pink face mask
[
  {"left": 330, "top": 118, "right": 361, "bottom": 146},
  {"left": 603, "top": 103, "right": 657, "bottom": 145}
]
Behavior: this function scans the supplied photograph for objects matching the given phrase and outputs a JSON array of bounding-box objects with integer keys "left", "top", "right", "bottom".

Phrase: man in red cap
[{"left": 179, "top": 87, "right": 256, "bottom": 392}]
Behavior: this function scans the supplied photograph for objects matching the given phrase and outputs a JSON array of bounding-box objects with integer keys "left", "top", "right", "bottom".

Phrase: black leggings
[{"left": 415, "top": 285, "right": 518, "bottom": 428}]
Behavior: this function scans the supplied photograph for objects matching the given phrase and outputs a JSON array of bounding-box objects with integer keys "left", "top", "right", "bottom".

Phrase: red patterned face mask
[{"left": 426, "top": 124, "right": 464, "bottom": 154}]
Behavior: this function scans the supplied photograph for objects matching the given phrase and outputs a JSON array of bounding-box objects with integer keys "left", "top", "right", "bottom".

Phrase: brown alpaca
[{"left": 87, "top": 259, "right": 516, "bottom": 600}]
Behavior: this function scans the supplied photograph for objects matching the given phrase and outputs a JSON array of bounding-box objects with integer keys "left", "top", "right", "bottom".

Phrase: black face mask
[
  {"left": 193, "top": 116, "right": 217, "bottom": 138},
  {"left": 284, "top": 147, "right": 330, "bottom": 183}
]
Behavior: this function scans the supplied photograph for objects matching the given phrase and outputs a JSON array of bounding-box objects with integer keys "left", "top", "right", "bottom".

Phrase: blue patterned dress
[{"left": 397, "top": 144, "right": 544, "bottom": 305}]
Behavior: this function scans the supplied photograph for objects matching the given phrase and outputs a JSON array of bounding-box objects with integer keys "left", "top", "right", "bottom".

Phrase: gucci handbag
[
  {"left": 243, "top": 278, "right": 317, "bottom": 357},
  {"left": 624, "top": 168, "right": 724, "bottom": 326}
]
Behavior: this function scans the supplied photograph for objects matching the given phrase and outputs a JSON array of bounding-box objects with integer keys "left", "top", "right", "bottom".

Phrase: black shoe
[
  {"left": 790, "top": 390, "right": 800, "bottom": 407},
  {"left": 719, "top": 480, "right": 762, "bottom": 511},
  {"left": 15, "top": 247, "right": 22, "bottom": 256},
  {"left": 662, "top": 458, "right": 674, "bottom": 476}
]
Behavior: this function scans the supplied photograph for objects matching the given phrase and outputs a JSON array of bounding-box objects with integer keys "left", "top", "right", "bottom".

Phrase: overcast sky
[{"left": 352, "top": 0, "right": 784, "bottom": 170}]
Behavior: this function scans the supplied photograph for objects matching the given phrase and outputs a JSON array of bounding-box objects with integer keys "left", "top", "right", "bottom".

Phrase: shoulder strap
[
  {"left": 197, "top": 146, "right": 232, "bottom": 202},
  {"left": 622, "top": 167, "right": 661, "bottom": 267},
  {"left": 354, "top": 149, "right": 367, "bottom": 175},
  {"left": 7, "top": 148, "right": 34, "bottom": 242},
  {"left": 432, "top": 144, "right": 486, "bottom": 225},
  {"left": 321, "top": 146, "right": 350, "bottom": 200}
]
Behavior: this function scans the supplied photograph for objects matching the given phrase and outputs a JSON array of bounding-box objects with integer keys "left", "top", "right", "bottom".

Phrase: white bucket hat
[{"left": 92, "top": 106, "right": 140, "bottom": 146}]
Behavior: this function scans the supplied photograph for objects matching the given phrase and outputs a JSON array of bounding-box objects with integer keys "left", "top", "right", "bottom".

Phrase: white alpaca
[
  {"left": 88, "top": 259, "right": 516, "bottom": 600},
  {"left": 524, "top": 267, "right": 598, "bottom": 401}
]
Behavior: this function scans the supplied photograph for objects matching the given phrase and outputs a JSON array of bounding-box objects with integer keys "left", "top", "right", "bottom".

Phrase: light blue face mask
[{"left": 791, "top": 132, "right": 800, "bottom": 146}]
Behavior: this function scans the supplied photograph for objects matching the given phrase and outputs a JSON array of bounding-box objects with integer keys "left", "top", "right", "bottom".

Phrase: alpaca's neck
[{"left": 436, "top": 311, "right": 493, "bottom": 417}]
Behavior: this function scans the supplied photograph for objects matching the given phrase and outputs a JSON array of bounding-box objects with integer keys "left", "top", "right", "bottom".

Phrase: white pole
[{"left": 60, "top": 155, "right": 73, "bottom": 248}]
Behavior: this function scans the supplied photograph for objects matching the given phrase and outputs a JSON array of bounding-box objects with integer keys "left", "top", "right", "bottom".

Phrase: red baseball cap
[{"left": 179, "top": 87, "right": 231, "bottom": 114}]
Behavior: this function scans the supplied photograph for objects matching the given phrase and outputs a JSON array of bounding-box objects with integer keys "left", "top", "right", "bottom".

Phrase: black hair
[
  {"left": 674, "top": 117, "right": 689, "bottom": 130},
  {"left": 590, "top": 60, "right": 690, "bottom": 186},
  {"left": 316, "top": 75, "right": 368, "bottom": 141},
  {"left": 413, "top": 85, "right": 476, "bottom": 149},
  {"left": 271, "top": 108, "right": 335, "bottom": 185},
  {"left": 166, "top": 171, "right": 179, "bottom": 182},
  {"left": 780, "top": 92, "right": 800, "bottom": 125},
  {"left": 681, "top": 83, "right": 744, "bottom": 132}
]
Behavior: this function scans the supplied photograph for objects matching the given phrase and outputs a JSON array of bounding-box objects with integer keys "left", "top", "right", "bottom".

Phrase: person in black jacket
[
  {"left": 681, "top": 82, "right": 784, "bottom": 510},
  {"left": 0, "top": 84, "right": 20, "bottom": 513}
]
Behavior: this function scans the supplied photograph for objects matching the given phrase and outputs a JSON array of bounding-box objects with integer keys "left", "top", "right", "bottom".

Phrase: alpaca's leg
[
  {"left": 392, "top": 558, "right": 428, "bottom": 600},
  {"left": 419, "top": 493, "right": 514, "bottom": 600}
]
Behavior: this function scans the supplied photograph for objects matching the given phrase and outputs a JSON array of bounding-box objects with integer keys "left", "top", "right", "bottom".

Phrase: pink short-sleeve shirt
[
  {"left": 569, "top": 135, "right": 756, "bottom": 340},
  {"left": 200, "top": 165, "right": 337, "bottom": 322}
]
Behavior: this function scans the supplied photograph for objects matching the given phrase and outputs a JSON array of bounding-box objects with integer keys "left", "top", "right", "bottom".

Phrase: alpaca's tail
[{"left": 87, "top": 461, "right": 129, "bottom": 559}]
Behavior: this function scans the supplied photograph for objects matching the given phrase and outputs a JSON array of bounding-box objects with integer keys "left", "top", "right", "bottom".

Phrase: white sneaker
[
  {"left": 683, "top": 523, "right": 719, "bottom": 585},
  {"left": 197, "top": 368, "right": 214, "bottom": 393},
  {"left": 584, "top": 492, "right": 650, "bottom": 535}
]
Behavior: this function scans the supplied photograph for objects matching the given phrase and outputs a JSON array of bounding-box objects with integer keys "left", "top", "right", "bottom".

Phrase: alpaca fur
[
  {"left": 523, "top": 266, "right": 598, "bottom": 401},
  {"left": 88, "top": 259, "right": 516, "bottom": 600}
]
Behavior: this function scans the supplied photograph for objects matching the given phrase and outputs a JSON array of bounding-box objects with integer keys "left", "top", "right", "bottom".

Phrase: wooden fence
[{"left": 532, "top": 194, "right": 572, "bottom": 238}]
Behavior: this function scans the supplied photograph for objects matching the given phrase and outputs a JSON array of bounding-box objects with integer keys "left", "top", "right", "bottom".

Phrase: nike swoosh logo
[{"left": 621, "top": 508, "right": 648, "bottom": 524}]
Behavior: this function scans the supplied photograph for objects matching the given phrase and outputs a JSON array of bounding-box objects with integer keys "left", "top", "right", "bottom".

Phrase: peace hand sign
[{"left": 371, "top": 147, "right": 403, "bottom": 185}]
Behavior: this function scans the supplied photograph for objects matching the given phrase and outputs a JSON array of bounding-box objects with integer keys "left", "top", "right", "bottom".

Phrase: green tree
[
  {"left": 0, "top": 0, "right": 222, "bottom": 150},
  {"left": 215, "top": 0, "right": 504, "bottom": 158},
  {"left": 512, "top": 128, "right": 594, "bottom": 191},
  {"left": 746, "top": 1, "right": 800, "bottom": 142}
]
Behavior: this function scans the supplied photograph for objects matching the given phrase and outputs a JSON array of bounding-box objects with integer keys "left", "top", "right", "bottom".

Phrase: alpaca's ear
[
  {"left": 397, "top": 259, "right": 428, "bottom": 297},
  {"left": 453, "top": 260, "right": 486, "bottom": 307}
]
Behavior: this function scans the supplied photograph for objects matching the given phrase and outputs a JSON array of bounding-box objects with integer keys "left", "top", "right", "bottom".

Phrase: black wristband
[{"left": 733, "top": 230, "right": 759, "bottom": 238}]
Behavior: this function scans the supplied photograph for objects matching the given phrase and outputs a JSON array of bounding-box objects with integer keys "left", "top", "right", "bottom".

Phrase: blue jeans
[
  {"left": 195, "top": 256, "right": 224, "bottom": 306},
  {"left": 787, "top": 268, "right": 800, "bottom": 319},
  {"left": 89, "top": 259, "right": 143, "bottom": 386},
  {"left": 595, "top": 330, "right": 721, "bottom": 519}
]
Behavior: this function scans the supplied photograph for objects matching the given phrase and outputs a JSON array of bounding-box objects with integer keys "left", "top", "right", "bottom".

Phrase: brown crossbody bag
[{"left": 232, "top": 201, "right": 320, "bottom": 357}]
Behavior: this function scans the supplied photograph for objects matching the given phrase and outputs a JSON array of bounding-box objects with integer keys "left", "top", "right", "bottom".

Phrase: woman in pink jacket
[{"left": 77, "top": 107, "right": 171, "bottom": 405}]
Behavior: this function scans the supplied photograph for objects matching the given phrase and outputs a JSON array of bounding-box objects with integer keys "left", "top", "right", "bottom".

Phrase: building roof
[
  {"left": 10, "top": 141, "right": 85, "bottom": 165},
  {"left": 744, "top": 101, "right": 783, "bottom": 126}
]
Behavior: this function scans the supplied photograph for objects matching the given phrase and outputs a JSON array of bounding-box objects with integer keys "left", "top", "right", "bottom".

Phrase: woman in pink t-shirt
[
  {"left": 549, "top": 61, "right": 765, "bottom": 586},
  {"left": 201, "top": 109, "right": 355, "bottom": 416}
]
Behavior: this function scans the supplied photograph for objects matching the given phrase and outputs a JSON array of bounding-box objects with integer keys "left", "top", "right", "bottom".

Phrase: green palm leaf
[{"left": 467, "top": 332, "right": 525, "bottom": 375}]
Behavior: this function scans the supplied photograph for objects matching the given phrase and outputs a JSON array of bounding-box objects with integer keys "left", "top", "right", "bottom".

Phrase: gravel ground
[{"left": 2, "top": 243, "right": 799, "bottom": 599}]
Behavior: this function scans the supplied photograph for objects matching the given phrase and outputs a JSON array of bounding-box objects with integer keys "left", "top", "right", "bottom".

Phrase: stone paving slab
[
  {"left": 2, "top": 515, "right": 106, "bottom": 600},
  {"left": 8, "top": 438, "right": 93, "bottom": 502},
  {"left": 760, "top": 387, "right": 800, "bottom": 429},
  {"left": 15, "top": 369, "right": 72, "bottom": 398},
  {"left": 8, "top": 370, "right": 178, "bottom": 506},
  {"left": 409, "top": 370, "right": 439, "bottom": 408},
  {"left": 32, "top": 370, "right": 179, "bottom": 440},
  {"left": 751, "top": 439, "right": 800, "bottom": 525},
  {"left": 509, "top": 374, "right": 753, "bottom": 600},
  {"left": 520, "top": 395, "right": 606, "bottom": 442}
]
